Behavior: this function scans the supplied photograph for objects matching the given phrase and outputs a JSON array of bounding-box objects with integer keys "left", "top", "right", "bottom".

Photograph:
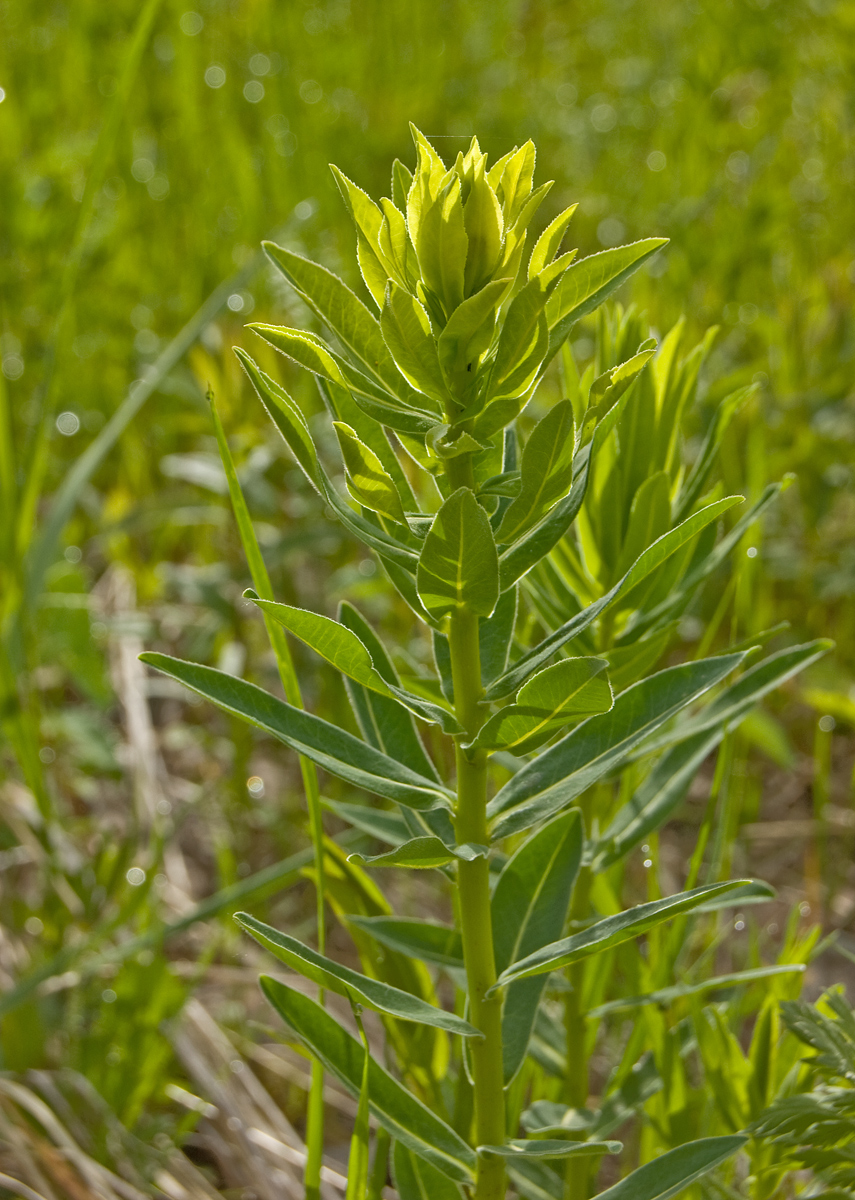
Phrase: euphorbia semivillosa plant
[{"left": 144, "top": 128, "right": 828, "bottom": 1200}]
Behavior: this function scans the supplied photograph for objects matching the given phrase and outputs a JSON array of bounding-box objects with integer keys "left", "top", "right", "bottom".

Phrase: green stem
[
  {"left": 445, "top": 492, "right": 505, "bottom": 1198},
  {"left": 367, "top": 1127, "right": 391, "bottom": 1200},
  {"left": 210, "top": 397, "right": 327, "bottom": 1196},
  {"left": 564, "top": 788, "right": 596, "bottom": 1200}
]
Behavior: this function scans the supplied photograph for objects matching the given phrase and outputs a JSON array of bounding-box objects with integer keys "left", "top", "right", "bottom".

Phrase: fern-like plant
[{"left": 142, "top": 128, "right": 828, "bottom": 1200}]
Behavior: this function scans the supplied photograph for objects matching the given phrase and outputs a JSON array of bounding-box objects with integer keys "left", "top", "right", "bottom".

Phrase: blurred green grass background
[
  {"left": 1, "top": 0, "right": 855, "bottom": 1186},
  {"left": 4, "top": 0, "right": 854, "bottom": 626}
]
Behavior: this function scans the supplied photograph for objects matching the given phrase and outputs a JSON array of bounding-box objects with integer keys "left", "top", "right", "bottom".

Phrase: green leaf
[
  {"left": 262, "top": 241, "right": 422, "bottom": 406},
  {"left": 234, "top": 348, "right": 324, "bottom": 491},
  {"left": 614, "top": 472, "right": 671, "bottom": 580},
  {"left": 495, "top": 401, "right": 575, "bottom": 545},
  {"left": 528, "top": 204, "right": 578, "bottom": 279},
  {"left": 417, "top": 488, "right": 499, "bottom": 621},
  {"left": 491, "top": 141, "right": 536, "bottom": 223},
  {"left": 491, "top": 811, "right": 584, "bottom": 1083},
  {"left": 638, "top": 640, "right": 831, "bottom": 757},
  {"left": 236, "top": 353, "right": 423, "bottom": 570},
  {"left": 337, "top": 602, "right": 441, "bottom": 782},
  {"left": 616, "top": 481, "right": 786, "bottom": 644},
  {"left": 590, "top": 1136, "right": 747, "bottom": 1200},
  {"left": 492, "top": 882, "right": 749, "bottom": 988},
  {"left": 323, "top": 799, "right": 409, "bottom": 846},
  {"left": 329, "top": 163, "right": 395, "bottom": 308},
  {"left": 578, "top": 349, "right": 656, "bottom": 452},
  {"left": 475, "top": 658, "right": 613, "bottom": 754},
  {"left": 260, "top": 978, "right": 476, "bottom": 1183},
  {"left": 588, "top": 965, "right": 807, "bottom": 1020},
  {"left": 489, "top": 495, "right": 744, "bottom": 699},
  {"left": 139, "top": 653, "right": 451, "bottom": 811},
  {"left": 348, "top": 836, "right": 487, "bottom": 870},
  {"left": 462, "top": 156, "right": 504, "bottom": 294},
  {"left": 348, "top": 916, "right": 464, "bottom": 971},
  {"left": 333, "top": 422, "right": 407, "bottom": 524},
  {"left": 480, "top": 1140, "right": 621, "bottom": 1161},
  {"left": 673, "top": 385, "right": 754, "bottom": 522},
  {"left": 250, "top": 598, "right": 463, "bottom": 734},
  {"left": 693, "top": 881, "right": 775, "bottom": 911},
  {"left": 594, "top": 729, "right": 724, "bottom": 870},
  {"left": 489, "top": 274, "right": 554, "bottom": 400},
  {"left": 393, "top": 1141, "right": 463, "bottom": 1200},
  {"left": 416, "top": 174, "right": 468, "bottom": 316},
  {"left": 437, "top": 279, "right": 508, "bottom": 386},
  {"left": 248, "top": 323, "right": 423, "bottom": 417},
  {"left": 320, "top": 377, "right": 417, "bottom": 510},
  {"left": 546, "top": 239, "right": 669, "bottom": 349},
  {"left": 487, "top": 653, "right": 746, "bottom": 840},
  {"left": 379, "top": 198, "right": 418, "bottom": 290},
  {"left": 251, "top": 598, "right": 390, "bottom": 692},
  {"left": 237, "top": 914, "right": 480, "bottom": 1038},
  {"left": 495, "top": 384, "right": 638, "bottom": 591},
  {"left": 381, "top": 283, "right": 449, "bottom": 405},
  {"left": 479, "top": 586, "right": 518, "bottom": 686},
  {"left": 392, "top": 159, "right": 413, "bottom": 211}
]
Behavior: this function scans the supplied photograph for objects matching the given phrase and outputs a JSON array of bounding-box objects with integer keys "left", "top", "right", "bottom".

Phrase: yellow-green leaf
[{"left": 417, "top": 488, "right": 499, "bottom": 621}]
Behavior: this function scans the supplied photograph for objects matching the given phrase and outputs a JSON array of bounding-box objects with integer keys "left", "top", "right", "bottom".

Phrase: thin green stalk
[
  {"left": 444, "top": 450, "right": 505, "bottom": 1200},
  {"left": 210, "top": 395, "right": 326, "bottom": 1197},
  {"left": 564, "top": 845, "right": 592, "bottom": 1200},
  {"left": 367, "top": 1127, "right": 390, "bottom": 1200}
]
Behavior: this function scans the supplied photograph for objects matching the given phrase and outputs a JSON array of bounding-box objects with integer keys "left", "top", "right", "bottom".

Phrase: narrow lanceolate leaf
[
  {"left": 393, "top": 1141, "right": 463, "bottom": 1200},
  {"left": 590, "top": 1136, "right": 747, "bottom": 1200},
  {"left": 480, "top": 1140, "right": 621, "bottom": 1161},
  {"left": 545, "top": 238, "right": 669, "bottom": 350},
  {"left": 528, "top": 204, "right": 578, "bottom": 279},
  {"left": 495, "top": 401, "right": 575, "bottom": 545},
  {"left": 479, "top": 586, "right": 518, "bottom": 686},
  {"left": 578, "top": 349, "right": 656, "bottom": 451},
  {"left": 260, "top": 979, "right": 476, "bottom": 1184},
  {"left": 495, "top": 380, "right": 642, "bottom": 591},
  {"left": 248, "top": 324, "right": 422, "bottom": 417},
  {"left": 617, "top": 481, "right": 786, "bottom": 644},
  {"left": 334, "top": 423, "right": 407, "bottom": 524},
  {"left": 237, "top": 914, "right": 479, "bottom": 1038},
  {"left": 381, "top": 282, "right": 449, "bottom": 405},
  {"left": 491, "top": 811, "right": 583, "bottom": 1083},
  {"left": 487, "top": 653, "right": 747, "bottom": 840},
  {"left": 250, "top": 599, "right": 462, "bottom": 735},
  {"left": 417, "top": 488, "right": 499, "bottom": 621},
  {"left": 594, "top": 729, "right": 724, "bottom": 869},
  {"left": 489, "top": 495, "right": 744, "bottom": 699},
  {"left": 492, "top": 882, "right": 749, "bottom": 988},
  {"left": 262, "top": 242, "right": 425, "bottom": 407},
  {"left": 338, "top": 601, "right": 440, "bottom": 782},
  {"left": 588, "top": 965, "right": 806, "bottom": 1019},
  {"left": 348, "top": 836, "right": 487, "bottom": 870},
  {"left": 139, "top": 654, "right": 452, "bottom": 811},
  {"left": 637, "top": 640, "right": 833, "bottom": 758},
  {"left": 236, "top": 352, "right": 421, "bottom": 572},
  {"left": 349, "top": 916, "right": 464, "bottom": 971},
  {"left": 475, "top": 658, "right": 613, "bottom": 755},
  {"left": 322, "top": 799, "right": 409, "bottom": 846},
  {"left": 489, "top": 274, "right": 554, "bottom": 399}
]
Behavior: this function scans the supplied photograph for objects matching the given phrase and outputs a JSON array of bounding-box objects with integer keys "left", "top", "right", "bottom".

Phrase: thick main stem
[{"left": 446, "top": 478, "right": 506, "bottom": 1198}]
